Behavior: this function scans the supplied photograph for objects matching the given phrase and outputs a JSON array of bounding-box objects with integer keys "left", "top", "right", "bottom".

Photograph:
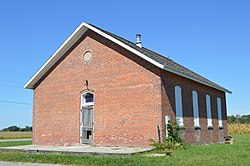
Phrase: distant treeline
[
  {"left": 227, "top": 115, "right": 250, "bottom": 124},
  {"left": 1, "top": 125, "right": 32, "bottom": 132},
  {"left": 0, "top": 115, "right": 249, "bottom": 131}
]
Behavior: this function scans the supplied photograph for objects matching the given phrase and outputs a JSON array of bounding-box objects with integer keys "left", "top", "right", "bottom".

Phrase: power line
[
  {"left": 0, "top": 84, "right": 24, "bottom": 89},
  {"left": 0, "top": 100, "right": 32, "bottom": 106},
  {"left": 0, "top": 68, "right": 29, "bottom": 77},
  {"left": 0, "top": 79, "right": 24, "bottom": 84}
]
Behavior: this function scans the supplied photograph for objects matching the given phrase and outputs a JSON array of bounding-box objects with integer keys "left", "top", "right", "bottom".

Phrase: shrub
[
  {"left": 150, "top": 120, "right": 185, "bottom": 151},
  {"left": 150, "top": 139, "right": 176, "bottom": 151}
]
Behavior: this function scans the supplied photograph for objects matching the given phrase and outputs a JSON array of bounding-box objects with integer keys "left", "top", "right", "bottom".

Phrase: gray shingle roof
[
  {"left": 24, "top": 22, "right": 231, "bottom": 93},
  {"left": 90, "top": 24, "right": 231, "bottom": 93}
]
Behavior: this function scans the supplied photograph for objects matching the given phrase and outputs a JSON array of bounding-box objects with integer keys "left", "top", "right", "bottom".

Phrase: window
[
  {"left": 81, "top": 92, "right": 94, "bottom": 106},
  {"left": 192, "top": 90, "right": 199, "bottom": 127},
  {"left": 83, "top": 51, "right": 92, "bottom": 63},
  {"left": 206, "top": 95, "right": 213, "bottom": 128},
  {"left": 175, "top": 86, "right": 183, "bottom": 126},
  {"left": 217, "top": 97, "right": 223, "bottom": 127},
  {"left": 85, "top": 93, "right": 94, "bottom": 103}
]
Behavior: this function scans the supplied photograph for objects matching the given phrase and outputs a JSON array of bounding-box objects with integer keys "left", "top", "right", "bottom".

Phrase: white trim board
[
  {"left": 24, "top": 22, "right": 164, "bottom": 89},
  {"left": 24, "top": 22, "right": 231, "bottom": 94}
]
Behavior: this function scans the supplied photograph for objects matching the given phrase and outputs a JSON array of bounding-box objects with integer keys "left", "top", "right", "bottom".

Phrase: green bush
[
  {"left": 150, "top": 120, "right": 185, "bottom": 151},
  {"left": 150, "top": 139, "right": 176, "bottom": 151}
]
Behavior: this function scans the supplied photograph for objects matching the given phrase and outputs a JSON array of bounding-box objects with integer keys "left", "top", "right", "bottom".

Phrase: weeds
[{"left": 150, "top": 120, "right": 185, "bottom": 151}]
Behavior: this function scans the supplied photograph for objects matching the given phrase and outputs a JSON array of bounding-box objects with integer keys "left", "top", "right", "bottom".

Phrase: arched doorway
[{"left": 80, "top": 92, "right": 94, "bottom": 144}]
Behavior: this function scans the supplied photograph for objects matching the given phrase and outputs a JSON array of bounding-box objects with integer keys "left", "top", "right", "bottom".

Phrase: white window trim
[
  {"left": 217, "top": 97, "right": 223, "bottom": 128},
  {"left": 175, "top": 86, "right": 184, "bottom": 126},
  {"left": 192, "top": 90, "right": 200, "bottom": 128},
  {"left": 206, "top": 94, "right": 213, "bottom": 128},
  {"left": 81, "top": 92, "right": 94, "bottom": 107}
]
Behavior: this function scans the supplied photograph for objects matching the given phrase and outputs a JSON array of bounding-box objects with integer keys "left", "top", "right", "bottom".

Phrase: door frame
[{"left": 80, "top": 91, "right": 94, "bottom": 144}]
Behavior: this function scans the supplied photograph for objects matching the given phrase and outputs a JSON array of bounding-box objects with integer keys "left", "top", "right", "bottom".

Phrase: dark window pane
[{"left": 85, "top": 93, "right": 93, "bottom": 103}]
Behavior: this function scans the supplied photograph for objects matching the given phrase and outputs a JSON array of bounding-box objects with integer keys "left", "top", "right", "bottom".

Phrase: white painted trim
[
  {"left": 24, "top": 22, "right": 231, "bottom": 94},
  {"left": 175, "top": 86, "right": 184, "bottom": 126},
  {"left": 81, "top": 92, "right": 94, "bottom": 107},
  {"left": 206, "top": 94, "right": 213, "bottom": 127},
  {"left": 80, "top": 108, "right": 83, "bottom": 144},
  {"left": 82, "top": 23, "right": 164, "bottom": 69},
  {"left": 192, "top": 90, "right": 200, "bottom": 127},
  {"left": 217, "top": 97, "right": 223, "bottom": 127},
  {"left": 24, "top": 23, "right": 88, "bottom": 89},
  {"left": 165, "top": 116, "right": 171, "bottom": 138},
  {"left": 24, "top": 22, "right": 163, "bottom": 89}
]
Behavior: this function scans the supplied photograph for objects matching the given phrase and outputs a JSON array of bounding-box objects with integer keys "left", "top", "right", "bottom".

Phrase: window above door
[{"left": 81, "top": 92, "right": 94, "bottom": 106}]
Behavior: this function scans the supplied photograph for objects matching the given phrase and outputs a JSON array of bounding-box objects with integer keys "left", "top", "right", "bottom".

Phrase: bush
[
  {"left": 150, "top": 120, "right": 185, "bottom": 151},
  {"left": 150, "top": 139, "right": 174, "bottom": 151}
]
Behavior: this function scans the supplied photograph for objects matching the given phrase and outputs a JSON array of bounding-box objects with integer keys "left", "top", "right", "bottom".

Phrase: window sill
[
  {"left": 219, "top": 126, "right": 224, "bottom": 130},
  {"left": 194, "top": 126, "right": 201, "bottom": 130},
  {"left": 207, "top": 126, "right": 213, "bottom": 130}
]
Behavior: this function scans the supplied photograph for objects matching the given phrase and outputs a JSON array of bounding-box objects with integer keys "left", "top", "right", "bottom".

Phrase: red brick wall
[
  {"left": 33, "top": 30, "right": 162, "bottom": 147},
  {"left": 160, "top": 71, "right": 228, "bottom": 144},
  {"left": 33, "top": 29, "right": 228, "bottom": 147}
]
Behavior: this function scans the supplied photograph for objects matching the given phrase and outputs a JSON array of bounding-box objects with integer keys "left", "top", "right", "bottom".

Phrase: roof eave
[
  {"left": 24, "top": 22, "right": 231, "bottom": 94},
  {"left": 82, "top": 23, "right": 165, "bottom": 69},
  {"left": 24, "top": 23, "right": 88, "bottom": 89},
  {"left": 24, "top": 22, "right": 164, "bottom": 89},
  {"left": 162, "top": 66, "right": 232, "bottom": 94}
]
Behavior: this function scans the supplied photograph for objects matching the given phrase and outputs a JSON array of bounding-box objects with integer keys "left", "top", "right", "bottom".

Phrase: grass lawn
[
  {"left": 0, "top": 132, "right": 32, "bottom": 139},
  {"left": 0, "top": 141, "right": 32, "bottom": 147},
  {"left": 0, "top": 134, "right": 249, "bottom": 166}
]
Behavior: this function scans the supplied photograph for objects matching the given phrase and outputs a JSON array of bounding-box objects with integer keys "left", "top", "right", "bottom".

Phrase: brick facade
[
  {"left": 32, "top": 30, "right": 228, "bottom": 147},
  {"left": 160, "top": 71, "right": 228, "bottom": 144}
]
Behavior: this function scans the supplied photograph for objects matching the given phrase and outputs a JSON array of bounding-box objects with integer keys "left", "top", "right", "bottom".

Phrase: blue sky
[{"left": 0, "top": 0, "right": 249, "bottom": 129}]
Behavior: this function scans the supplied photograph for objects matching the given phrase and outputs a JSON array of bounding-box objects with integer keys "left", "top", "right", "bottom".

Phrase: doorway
[{"left": 80, "top": 92, "right": 94, "bottom": 144}]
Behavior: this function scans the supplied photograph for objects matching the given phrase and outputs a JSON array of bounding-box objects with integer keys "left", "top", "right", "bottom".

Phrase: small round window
[{"left": 83, "top": 51, "right": 92, "bottom": 63}]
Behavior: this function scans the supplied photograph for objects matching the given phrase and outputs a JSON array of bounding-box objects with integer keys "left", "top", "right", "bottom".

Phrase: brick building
[{"left": 25, "top": 22, "right": 231, "bottom": 147}]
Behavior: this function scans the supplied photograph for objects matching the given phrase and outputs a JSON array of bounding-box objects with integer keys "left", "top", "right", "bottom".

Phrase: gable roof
[{"left": 24, "top": 22, "right": 231, "bottom": 94}]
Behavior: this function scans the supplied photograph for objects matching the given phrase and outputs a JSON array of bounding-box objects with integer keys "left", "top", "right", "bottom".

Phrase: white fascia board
[
  {"left": 24, "top": 23, "right": 88, "bottom": 89},
  {"left": 25, "top": 22, "right": 164, "bottom": 89},
  {"left": 163, "top": 66, "right": 232, "bottom": 94},
  {"left": 24, "top": 22, "right": 231, "bottom": 94},
  {"left": 82, "top": 22, "right": 165, "bottom": 69}
]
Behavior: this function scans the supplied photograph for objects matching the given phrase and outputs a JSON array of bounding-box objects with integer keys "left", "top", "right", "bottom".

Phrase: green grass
[
  {"left": 0, "top": 135, "right": 249, "bottom": 166},
  {"left": 0, "top": 141, "right": 32, "bottom": 147}
]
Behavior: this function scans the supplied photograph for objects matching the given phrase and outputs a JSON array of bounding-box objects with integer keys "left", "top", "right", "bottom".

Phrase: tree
[
  {"left": 227, "top": 114, "right": 250, "bottom": 124},
  {"left": 1, "top": 125, "right": 32, "bottom": 132}
]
